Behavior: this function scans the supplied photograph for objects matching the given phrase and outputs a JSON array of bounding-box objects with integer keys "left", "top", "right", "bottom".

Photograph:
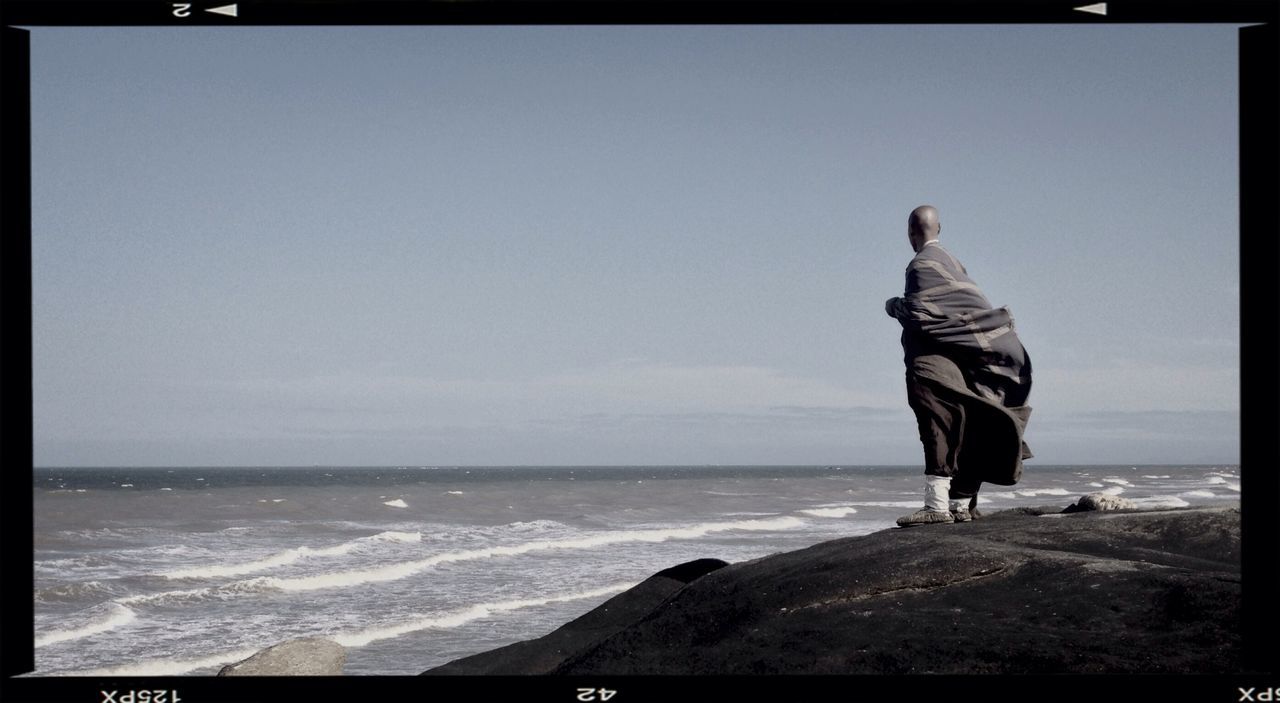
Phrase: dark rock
[
  {"left": 422, "top": 558, "right": 728, "bottom": 675},
  {"left": 217, "top": 637, "right": 346, "bottom": 676},
  {"left": 652, "top": 558, "right": 730, "bottom": 584},
  {"left": 423, "top": 507, "right": 1239, "bottom": 675}
]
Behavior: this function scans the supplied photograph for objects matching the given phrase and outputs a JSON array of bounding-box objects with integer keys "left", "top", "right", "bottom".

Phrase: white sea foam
[
  {"left": 120, "top": 484, "right": 133, "bottom": 488},
  {"left": 64, "top": 526, "right": 164, "bottom": 542},
  {"left": 331, "top": 582, "right": 634, "bottom": 648},
  {"left": 989, "top": 489, "right": 1071, "bottom": 500},
  {"left": 1204, "top": 477, "right": 1240, "bottom": 491},
  {"left": 1102, "top": 479, "right": 1133, "bottom": 487},
  {"left": 160, "top": 531, "right": 422, "bottom": 579},
  {"left": 1101, "top": 486, "right": 1126, "bottom": 495},
  {"left": 160, "top": 488, "right": 172, "bottom": 491},
  {"left": 1142, "top": 475, "right": 1172, "bottom": 479},
  {"left": 57, "top": 646, "right": 263, "bottom": 677},
  {"left": 105, "top": 519, "right": 801, "bottom": 606},
  {"left": 847, "top": 500, "right": 927, "bottom": 509},
  {"left": 35, "top": 556, "right": 104, "bottom": 571},
  {"left": 116, "top": 577, "right": 283, "bottom": 606},
  {"left": 254, "top": 516, "right": 804, "bottom": 593},
  {"left": 34, "top": 580, "right": 111, "bottom": 603},
  {"left": 369, "top": 531, "right": 422, "bottom": 543},
  {"left": 798, "top": 507, "right": 859, "bottom": 518},
  {"left": 159, "top": 547, "right": 347, "bottom": 580},
  {"left": 384, "top": 499, "right": 409, "bottom": 508},
  {"left": 116, "top": 586, "right": 225, "bottom": 606},
  {"left": 490, "top": 520, "right": 567, "bottom": 537},
  {"left": 1129, "top": 496, "right": 1191, "bottom": 509},
  {"left": 1181, "top": 490, "right": 1218, "bottom": 498},
  {"left": 35, "top": 603, "right": 136, "bottom": 648},
  {"left": 1088, "top": 482, "right": 1105, "bottom": 488},
  {"left": 446, "top": 491, "right": 464, "bottom": 495}
]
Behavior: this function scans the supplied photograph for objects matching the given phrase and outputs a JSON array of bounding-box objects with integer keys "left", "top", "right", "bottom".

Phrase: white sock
[{"left": 924, "top": 476, "right": 951, "bottom": 511}]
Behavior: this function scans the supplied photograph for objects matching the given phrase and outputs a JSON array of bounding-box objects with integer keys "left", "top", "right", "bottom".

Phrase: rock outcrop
[
  {"left": 218, "top": 637, "right": 346, "bottom": 676},
  {"left": 425, "top": 558, "right": 728, "bottom": 675},
  {"left": 1063, "top": 492, "right": 1139, "bottom": 512},
  {"left": 422, "top": 506, "right": 1239, "bottom": 675}
]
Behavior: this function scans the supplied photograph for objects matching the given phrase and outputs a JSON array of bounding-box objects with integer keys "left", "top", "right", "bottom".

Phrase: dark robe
[{"left": 887, "top": 242, "right": 1032, "bottom": 487}]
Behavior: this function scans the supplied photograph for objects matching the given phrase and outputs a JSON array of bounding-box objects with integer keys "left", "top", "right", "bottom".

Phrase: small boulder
[
  {"left": 217, "top": 637, "right": 346, "bottom": 676},
  {"left": 1063, "top": 492, "right": 1138, "bottom": 513}
]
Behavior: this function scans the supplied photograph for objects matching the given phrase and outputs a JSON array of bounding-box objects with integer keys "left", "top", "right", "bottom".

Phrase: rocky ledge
[{"left": 423, "top": 505, "right": 1240, "bottom": 675}]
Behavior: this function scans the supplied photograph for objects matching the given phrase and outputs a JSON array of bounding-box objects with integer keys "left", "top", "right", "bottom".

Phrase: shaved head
[
  {"left": 907, "top": 205, "right": 941, "bottom": 252},
  {"left": 909, "top": 205, "right": 939, "bottom": 234}
]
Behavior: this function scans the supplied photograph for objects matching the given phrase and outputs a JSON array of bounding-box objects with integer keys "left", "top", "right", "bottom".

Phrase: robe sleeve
[{"left": 889, "top": 262, "right": 947, "bottom": 331}]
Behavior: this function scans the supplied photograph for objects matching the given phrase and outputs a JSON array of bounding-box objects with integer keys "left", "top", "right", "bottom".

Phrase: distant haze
[{"left": 30, "top": 25, "right": 1239, "bottom": 466}]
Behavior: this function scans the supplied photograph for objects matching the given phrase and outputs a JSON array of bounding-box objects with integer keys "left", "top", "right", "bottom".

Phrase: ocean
[{"left": 30, "top": 464, "right": 1239, "bottom": 676}]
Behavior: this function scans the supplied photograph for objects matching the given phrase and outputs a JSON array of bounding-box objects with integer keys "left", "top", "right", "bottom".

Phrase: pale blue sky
[{"left": 30, "top": 25, "right": 1240, "bottom": 466}]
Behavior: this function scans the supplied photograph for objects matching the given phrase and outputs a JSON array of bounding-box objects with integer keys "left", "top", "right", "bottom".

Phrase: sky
[{"left": 28, "top": 25, "right": 1241, "bottom": 466}]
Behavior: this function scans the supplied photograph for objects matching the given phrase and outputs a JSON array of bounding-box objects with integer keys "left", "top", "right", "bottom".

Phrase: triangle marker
[
  {"left": 207, "top": 4, "right": 238, "bottom": 17},
  {"left": 1074, "top": 3, "right": 1107, "bottom": 15}
]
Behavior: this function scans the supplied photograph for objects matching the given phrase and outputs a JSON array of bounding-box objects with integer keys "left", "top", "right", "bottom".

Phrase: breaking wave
[
  {"left": 798, "top": 506, "right": 859, "bottom": 518},
  {"left": 159, "top": 531, "right": 423, "bottom": 580},
  {"left": 332, "top": 582, "right": 634, "bottom": 648},
  {"left": 35, "top": 603, "right": 136, "bottom": 648},
  {"left": 249, "top": 516, "right": 803, "bottom": 593}
]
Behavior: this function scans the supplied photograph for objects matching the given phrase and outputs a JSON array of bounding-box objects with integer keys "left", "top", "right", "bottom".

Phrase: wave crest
[{"left": 35, "top": 603, "right": 136, "bottom": 648}]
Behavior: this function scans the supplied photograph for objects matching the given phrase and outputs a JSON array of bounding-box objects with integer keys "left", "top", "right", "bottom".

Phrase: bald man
[{"left": 885, "top": 206, "right": 1033, "bottom": 526}]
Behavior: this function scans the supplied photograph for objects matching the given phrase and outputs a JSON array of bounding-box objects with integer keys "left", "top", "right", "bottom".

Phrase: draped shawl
[{"left": 886, "top": 242, "right": 1033, "bottom": 485}]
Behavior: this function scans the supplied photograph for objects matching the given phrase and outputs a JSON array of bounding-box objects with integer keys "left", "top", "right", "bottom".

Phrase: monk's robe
[{"left": 886, "top": 241, "right": 1032, "bottom": 487}]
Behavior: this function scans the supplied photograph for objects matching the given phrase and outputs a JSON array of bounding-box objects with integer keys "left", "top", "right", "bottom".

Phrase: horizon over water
[{"left": 32, "top": 464, "right": 1239, "bottom": 676}]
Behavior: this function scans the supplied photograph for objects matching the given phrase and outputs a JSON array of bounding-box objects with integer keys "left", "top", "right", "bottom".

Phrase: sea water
[{"left": 30, "top": 464, "right": 1239, "bottom": 676}]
